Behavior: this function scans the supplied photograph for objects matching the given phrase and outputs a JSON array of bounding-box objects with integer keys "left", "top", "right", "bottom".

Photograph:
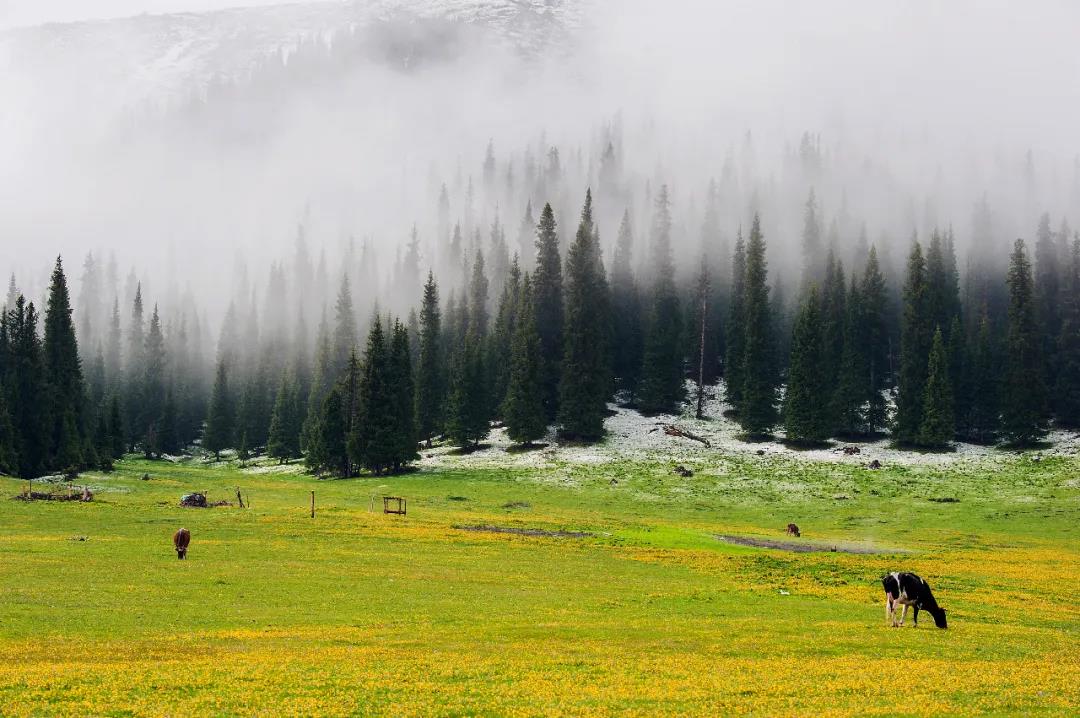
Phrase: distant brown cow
[
  {"left": 173, "top": 528, "right": 191, "bottom": 559},
  {"left": 786, "top": 523, "right": 801, "bottom": 537}
]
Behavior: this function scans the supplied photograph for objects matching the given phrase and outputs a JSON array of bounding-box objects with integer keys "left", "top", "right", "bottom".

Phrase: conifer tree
[
  {"left": 784, "top": 286, "right": 829, "bottom": 443},
  {"left": 832, "top": 280, "right": 868, "bottom": 436},
  {"left": 468, "top": 249, "right": 490, "bottom": 337},
  {"left": 203, "top": 359, "right": 234, "bottom": 461},
  {"left": 820, "top": 250, "right": 847, "bottom": 428},
  {"left": 725, "top": 231, "right": 747, "bottom": 412},
  {"left": 415, "top": 272, "right": 444, "bottom": 446},
  {"left": 947, "top": 315, "right": 970, "bottom": 439},
  {"left": 445, "top": 328, "right": 489, "bottom": 448},
  {"left": 389, "top": 320, "right": 418, "bottom": 471},
  {"left": 801, "top": 189, "right": 824, "bottom": 285},
  {"left": 267, "top": 375, "right": 302, "bottom": 464},
  {"left": 1001, "top": 239, "right": 1048, "bottom": 445},
  {"left": 963, "top": 311, "right": 1000, "bottom": 443},
  {"left": 1034, "top": 214, "right": 1061, "bottom": 389},
  {"left": 0, "top": 393, "right": 18, "bottom": 476},
  {"left": 43, "top": 257, "right": 85, "bottom": 471},
  {"left": 532, "top": 203, "right": 564, "bottom": 419},
  {"left": 302, "top": 307, "right": 332, "bottom": 451},
  {"left": 8, "top": 297, "right": 49, "bottom": 477},
  {"left": 157, "top": 387, "right": 180, "bottom": 457},
  {"left": 504, "top": 276, "right": 546, "bottom": 445},
  {"left": 918, "top": 327, "right": 955, "bottom": 449},
  {"left": 490, "top": 258, "right": 521, "bottom": 417},
  {"left": 739, "top": 214, "right": 779, "bottom": 436},
  {"left": 125, "top": 283, "right": 145, "bottom": 449},
  {"left": 610, "top": 210, "right": 644, "bottom": 401},
  {"left": 894, "top": 240, "right": 931, "bottom": 445},
  {"left": 350, "top": 318, "right": 395, "bottom": 473},
  {"left": 860, "top": 247, "right": 889, "bottom": 433},
  {"left": 1054, "top": 239, "right": 1080, "bottom": 426},
  {"left": 558, "top": 190, "right": 611, "bottom": 440},
  {"left": 140, "top": 305, "right": 167, "bottom": 457},
  {"left": 108, "top": 395, "right": 125, "bottom": 459},
  {"left": 332, "top": 273, "right": 356, "bottom": 380},
  {"left": 639, "top": 186, "right": 685, "bottom": 414}
]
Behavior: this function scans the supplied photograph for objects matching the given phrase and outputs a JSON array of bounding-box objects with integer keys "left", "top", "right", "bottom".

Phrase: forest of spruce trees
[{"left": 2, "top": 158, "right": 1079, "bottom": 479}]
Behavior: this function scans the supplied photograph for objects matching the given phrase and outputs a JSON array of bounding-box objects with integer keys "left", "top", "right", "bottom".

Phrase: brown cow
[
  {"left": 173, "top": 528, "right": 191, "bottom": 559},
  {"left": 786, "top": 523, "right": 801, "bottom": 537}
]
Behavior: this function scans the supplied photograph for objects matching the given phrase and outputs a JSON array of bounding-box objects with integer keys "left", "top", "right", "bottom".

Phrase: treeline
[{"left": 2, "top": 193, "right": 1078, "bottom": 479}]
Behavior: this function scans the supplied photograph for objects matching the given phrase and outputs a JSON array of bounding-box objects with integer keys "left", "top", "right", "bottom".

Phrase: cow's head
[
  {"left": 176, "top": 545, "right": 187, "bottom": 560},
  {"left": 929, "top": 607, "right": 947, "bottom": 629}
]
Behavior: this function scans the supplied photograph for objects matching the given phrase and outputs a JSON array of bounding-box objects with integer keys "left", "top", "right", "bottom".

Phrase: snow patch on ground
[{"left": 417, "top": 381, "right": 1080, "bottom": 472}]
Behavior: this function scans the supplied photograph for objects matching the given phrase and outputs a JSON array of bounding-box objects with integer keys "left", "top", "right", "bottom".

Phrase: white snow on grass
[{"left": 418, "top": 381, "right": 1079, "bottom": 472}]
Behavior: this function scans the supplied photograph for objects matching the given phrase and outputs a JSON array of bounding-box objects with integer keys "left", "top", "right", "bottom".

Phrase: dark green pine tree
[
  {"left": 7, "top": 297, "right": 48, "bottom": 477},
  {"left": 894, "top": 240, "right": 931, "bottom": 446},
  {"left": 1001, "top": 239, "right": 1048, "bottom": 445},
  {"left": 963, "top": 310, "right": 1001, "bottom": 443},
  {"left": 532, "top": 203, "right": 564, "bottom": 420},
  {"left": 140, "top": 305, "right": 167, "bottom": 458},
  {"left": 389, "top": 320, "right": 418, "bottom": 471},
  {"left": 414, "top": 272, "right": 444, "bottom": 446},
  {"left": 639, "top": 185, "right": 685, "bottom": 414},
  {"left": 725, "top": 230, "right": 747, "bottom": 413},
  {"left": 926, "top": 229, "right": 961, "bottom": 338},
  {"left": 489, "top": 257, "right": 521, "bottom": 419},
  {"left": 108, "top": 395, "right": 126, "bottom": 459},
  {"left": 801, "top": 189, "right": 824, "bottom": 286},
  {"left": 157, "top": 387, "right": 180, "bottom": 457},
  {"left": 203, "top": 359, "right": 234, "bottom": 461},
  {"left": 445, "top": 328, "right": 489, "bottom": 449},
  {"left": 860, "top": 246, "right": 889, "bottom": 434},
  {"left": 820, "top": 250, "right": 847, "bottom": 429},
  {"left": 918, "top": 327, "right": 955, "bottom": 449},
  {"left": 832, "top": 279, "right": 868, "bottom": 436},
  {"left": 331, "top": 274, "right": 357, "bottom": 380},
  {"left": 610, "top": 210, "right": 644, "bottom": 402},
  {"left": 42, "top": 256, "right": 85, "bottom": 471},
  {"left": 558, "top": 190, "right": 611, "bottom": 440},
  {"left": 504, "top": 276, "right": 547, "bottom": 446},
  {"left": 267, "top": 375, "right": 302, "bottom": 464},
  {"left": 947, "top": 315, "right": 970, "bottom": 440},
  {"left": 302, "top": 308, "right": 332, "bottom": 452},
  {"left": 1054, "top": 239, "right": 1080, "bottom": 427},
  {"left": 0, "top": 392, "right": 18, "bottom": 476},
  {"left": 349, "top": 320, "right": 395, "bottom": 474},
  {"left": 739, "top": 214, "right": 779, "bottom": 436},
  {"left": 784, "top": 286, "right": 830, "bottom": 444},
  {"left": 124, "top": 283, "right": 145, "bottom": 450},
  {"left": 1033, "top": 214, "right": 1061, "bottom": 392},
  {"left": 237, "top": 431, "right": 251, "bottom": 467}
]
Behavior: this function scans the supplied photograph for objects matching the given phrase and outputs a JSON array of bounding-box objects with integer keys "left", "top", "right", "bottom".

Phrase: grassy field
[{"left": 0, "top": 449, "right": 1078, "bottom": 716}]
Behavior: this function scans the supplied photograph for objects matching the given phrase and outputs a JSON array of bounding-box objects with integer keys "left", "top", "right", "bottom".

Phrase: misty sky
[{"left": 2, "top": 0, "right": 1080, "bottom": 315}]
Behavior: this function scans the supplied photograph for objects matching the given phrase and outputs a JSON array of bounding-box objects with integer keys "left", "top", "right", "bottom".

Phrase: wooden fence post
[{"left": 310, "top": 490, "right": 315, "bottom": 519}]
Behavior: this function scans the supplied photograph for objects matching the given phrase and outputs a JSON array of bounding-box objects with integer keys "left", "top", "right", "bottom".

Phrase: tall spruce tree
[
  {"left": 725, "top": 230, "right": 747, "bottom": 412},
  {"left": 739, "top": 214, "right": 778, "bottom": 436},
  {"left": 964, "top": 311, "right": 1001, "bottom": 443},
  {"left": 7, "top": 297, "right": 48, "bottom": 477},
  {"left": 140, "top": 305, "right": 167, "bottom": 458},
  {"left": 349, "top": 318, "right": 393, "bottom": 474},
  {"left": 832, "top": 279, "right": 868, "bottom": 436},
  {"left": 445, "top": 327, "right": 489, "bottom": 448},
  {"left": 860, "top": 246, "right": 889, "bottom": 434},
  {"left": 1001, "top": 239, "right": 1048, "bottom": 445},
  {"left": 43, "top": 257, "right": 85, "bottom": 472},
  {"left": 504, "top": 276, "right": 546, "bottom": 445},
  {"left": 558, "top": 190, "right": 611, "bottom": 440},
  {"left": 490, "top": 257, "right": 522, "bottom": 418},
  {"left": 267, "top": 375, "right": 302, "bottom": 464},
  {"left": 203, "top": 359, "right": 233, "bottom": 460},
  {"left": 894, "top": 240, "right": 931, "bottom": 445},
  {"left": 784, "top": 286, "right": 829, "bottom": 443},
  {"left": 639, "top": 185, "right": 685, "bottom": 414},
  {"left": 1054, "top": 239, "right": 1080, "bottom": 426},
  {"left": 415, "top": 272, "right": 444, "bottom": 446},
  {"left": 1033, "top": 214, "right": 1061, "bottom": 391},
  {"left": 532, "top": 203, "right": 563, "bottom": 419},
  {"left": 918, "top": 327, "right": 955, "bottom": 449},
  {"left": 389, "top": 320, "right": 418, "bottom": 471},
  {"left": 332, "top": 274, "right": 357, "bottom": 380},
  {"left": 610, "top": 210, "right": 644, "bottom": 401},
  {"left": 0, "top": 392, "right": 18, "bottom": 476}
]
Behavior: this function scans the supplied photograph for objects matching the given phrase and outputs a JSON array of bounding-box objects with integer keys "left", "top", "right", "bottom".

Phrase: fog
[{"left": 1, "top": 0, "right": 1079, "bottom": 336}]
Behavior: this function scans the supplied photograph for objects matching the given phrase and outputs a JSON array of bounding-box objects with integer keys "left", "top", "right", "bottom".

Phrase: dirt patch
[
  {"left": 501, "top": 501, "right": 531, "bottom": 509},
  {"left": 454, "top": 524, "right": 593, "bottom": 538},
  {"left": 716, "top": 535, "right": 901, "bottom": 554}
]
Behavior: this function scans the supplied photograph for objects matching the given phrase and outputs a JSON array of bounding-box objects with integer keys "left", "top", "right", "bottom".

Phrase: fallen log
[{"left": 660, "top": 424, "right": 711, "bottom": 447}]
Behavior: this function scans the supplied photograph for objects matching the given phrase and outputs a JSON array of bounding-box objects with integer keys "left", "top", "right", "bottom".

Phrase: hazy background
[{"left": 1, "top": 0, "right": 1078, "bottom": 319}]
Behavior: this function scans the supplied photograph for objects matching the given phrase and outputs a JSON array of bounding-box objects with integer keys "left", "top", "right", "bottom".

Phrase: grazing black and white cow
[{"left": 882, "top": 572, "right": 947, "bottom": 628}]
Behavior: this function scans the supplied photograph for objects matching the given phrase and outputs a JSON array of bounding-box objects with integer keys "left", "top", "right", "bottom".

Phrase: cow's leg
[
  {"left": 912, "top": 605, "right": 919, "bottom": 627},
  {"left": 898, "top": 603, "right": 907, "bottom": 626},
  {"left": 885, "top": 598, "right": 892, "bottom": 626}
]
